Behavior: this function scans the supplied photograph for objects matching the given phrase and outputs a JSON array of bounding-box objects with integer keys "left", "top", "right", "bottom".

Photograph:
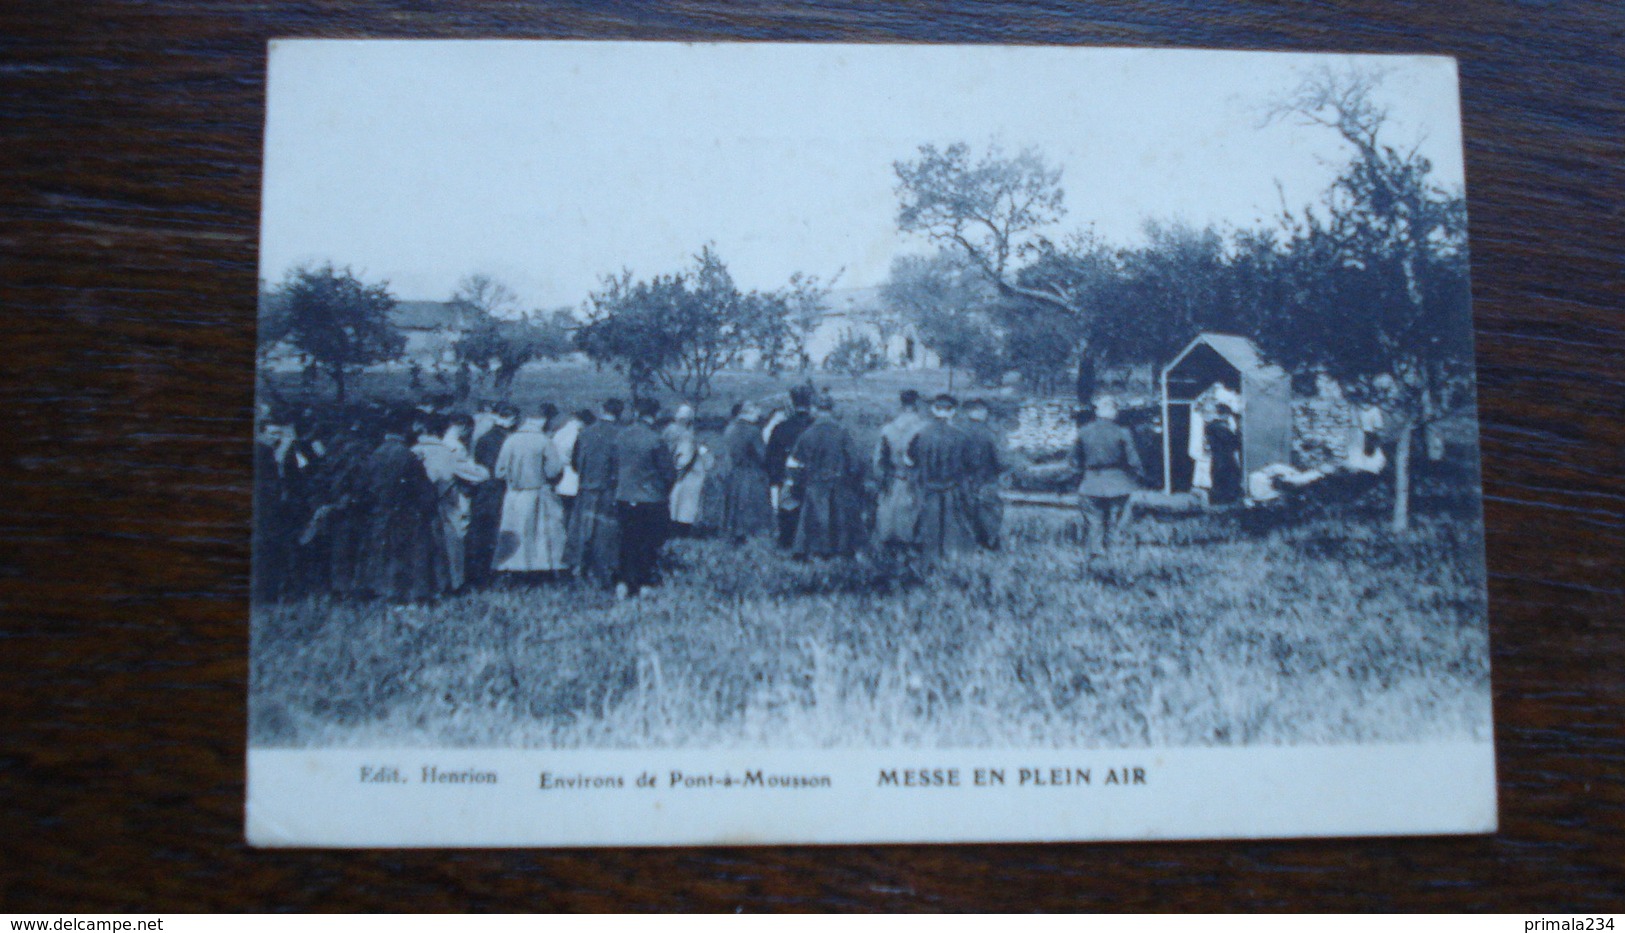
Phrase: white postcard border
[{"left": 247, "top": 742, "right": 1496, "bottom": 847}]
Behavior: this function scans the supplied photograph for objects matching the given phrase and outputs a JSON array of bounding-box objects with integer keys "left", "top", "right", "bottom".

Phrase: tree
[
  {"left": 273, "top": 263, "right": 404, "bottom": 401},
  {"left": 749, "top": 271, "right": 836, "bottom": 373},
  {"left": 456, "top": 308, "right": 573, "bottom": 395},
  {"left": 576, "top": 269, "right": 682, "bottom": 403},
  {"left": 881, "top": 251, "right": 1005, "bottom": 390},
  {"left": 445, "top": 274, "right": 525, "bottom": 399},
  {"left": 576, "top": 247, "right": 777, "bottom": 405},
  {"left": 1260, "top": 66, "right": 1473, "bottom": 532},
  {"left": 1091, "top": 221, "right": 1238, "bottom": 368},
  {"left": 256, "top": 280, "right": 290, "bottom": 364},
  {"left": 853, "top": 292, "right": 908, "bottom": 363},
  {"left": 659, "top": 245, "right": 748, "bottom": 404},
  {"left": 451, "top": 273, "right": 521, "bottom": 320},
  {"left": 824, "top": 329, "right": 885, "bottom": 381},
  {"left": 894, "top": 142, "right": 1094, "bottom": 396}
]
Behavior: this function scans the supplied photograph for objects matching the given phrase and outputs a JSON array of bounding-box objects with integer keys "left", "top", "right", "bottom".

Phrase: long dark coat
[
  {"left": 355, "top": 435, "right": 447, "bottom": 601},
  {"left": 714, "top": 419, "right": 774, "bottom": 540},
  {"left": 765, "top": 410, "right": 815, "bottom": 488},
  {"left": 909, "top": 419, "right": 977, "bottom": 556},
  {"left": 789, "top": 416, "right": 867, "bottom": 558},
  {"left": 321, "top": 432, "right": 371, "bottom": 596},
  {"left": 960, "top": 419, "right": 1006, "bottom": 550},
  {"left": 465, "top": 424, "right": 510, "bottom": 585},
  {"left": 1205, "top": 418, "right": 1243, "bottom": 505},
  {"left": 564, "top": 419, "right": 622, "bottom": 584}
]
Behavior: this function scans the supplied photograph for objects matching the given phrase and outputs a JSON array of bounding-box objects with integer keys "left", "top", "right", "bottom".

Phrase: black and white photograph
[{"left": 247, "top": 41, "right": 1494, "bottom": 846}]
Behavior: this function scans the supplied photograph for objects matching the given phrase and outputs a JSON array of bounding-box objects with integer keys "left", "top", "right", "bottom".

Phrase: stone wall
[{"left": 1009, "top": 372, "right": 1366, "bottom": 473}]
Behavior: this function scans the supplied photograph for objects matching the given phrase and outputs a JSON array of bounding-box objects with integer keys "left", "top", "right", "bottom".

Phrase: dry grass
[{"left": 250, "top": 502, "right": 1492, "bottom": 750}]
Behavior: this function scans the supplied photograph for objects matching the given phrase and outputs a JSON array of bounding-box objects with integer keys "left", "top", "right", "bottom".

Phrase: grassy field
[{"left": 250, "top": 498, "right": 1492, "bottom": 750}]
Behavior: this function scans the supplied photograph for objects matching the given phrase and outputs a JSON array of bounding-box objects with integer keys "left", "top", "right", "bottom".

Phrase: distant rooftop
[{"left": 391, "top": 300, "right": 477, "bottom": 330}]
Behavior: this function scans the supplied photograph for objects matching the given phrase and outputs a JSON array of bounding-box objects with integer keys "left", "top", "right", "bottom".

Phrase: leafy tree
[
  {"left": 1260, "top": 66, "right": 1473, "bottom": 532},
  {"left": 256, "top": 281, "right": 291, "bottom": 364},
  {"left": 659, "top": 245, "right": 749, "bottom": 404},
  {"left": 748, "top": 271, "right": 837, "bottom": 373},
  {"left": 579, "top": 248, "right": 836, "bottom": 404},
  {"left": 457, "top": 308, "right": 573, "bottom": 395},
  {"left": 273, "top": 263, "right": 404, "bottom": 401},
  {"left": 881, "top": 251, "right": 1005, "bottom": 390},
  {"left": 576, "top": 269, "right": 683, "bottom": 403},
  {"left": 574, "top": 248, "right": 749, "bottom": 404},
  {"left": 824, "top": 329, "right": 886, "bottom": 381},
  {"left": 894, "top": 142, "right": 1092, "bottom": 396},
  {"left": 446, "top": 273, "right": 525, "bottom": 398}
]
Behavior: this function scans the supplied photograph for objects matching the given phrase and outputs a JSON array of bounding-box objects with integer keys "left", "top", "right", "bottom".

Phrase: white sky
[{"left": 260, "top": 41, "right": 1464, "bottom": 308}]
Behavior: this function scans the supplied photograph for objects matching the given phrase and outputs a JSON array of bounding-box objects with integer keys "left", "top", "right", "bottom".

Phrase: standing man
[
  {"left": 960, "top": 398, "right": 1007, "bottom": 551},
  {"left": 787, "top": 394, "right": 867, "bottom": 559},
  {"left": 909, "top": 394, "right": 977, "bottom": 557},
  {"left": 355, "top": 409, "right": 444, "bottom": 601},
  {"left": 872, "top": 389, "right": 926, "bottom": 552},
  {"left": 1072, "top": 396, "right": 1145, "bottom": 554},
  {"left": 613, "top": 397, "right": 677, "bottom": 598},
  {"left": 713, "top": 400, "right": 774, "bottom": 543},
  {"left": 565, "top": 398, "right": 624, "bottom": 587},
  {"left": 466, "top": 402, "right": 519, "bottom": 588},
  {"left": 765, "top": 385, "right": 816, "bottom": 549}
]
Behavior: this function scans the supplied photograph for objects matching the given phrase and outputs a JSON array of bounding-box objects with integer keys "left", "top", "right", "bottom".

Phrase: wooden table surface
[{"left": 2, "top": 0, "right": 1621, "bottom": 913}]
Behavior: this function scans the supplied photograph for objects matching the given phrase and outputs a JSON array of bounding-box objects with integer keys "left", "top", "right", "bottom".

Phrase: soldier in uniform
[
  {"left": 787, "top": 394, "right": 867, "bottom": 559},
  {"left": 765, "top": 385, "right": 816, "bottom": 549},
  {"left": 613, "top": 397, "right": 678, "bottom": 598},
  {"left": 960, "top": 398, "right": 1007, "bottom": 551},
  {"left": 1072, "top": 396, "right": 1145, "bottom": 554},
  {"left": 465, "top": 402, "right": 519, "bottom": 588},
  {"left": 909, "top": 394, "right": 977, "bottom": 557}
]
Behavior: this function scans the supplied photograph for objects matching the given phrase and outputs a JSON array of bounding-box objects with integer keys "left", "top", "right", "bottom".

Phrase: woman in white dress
[{"left": 492, "top": 406, "right": 569, "bottom": 576}]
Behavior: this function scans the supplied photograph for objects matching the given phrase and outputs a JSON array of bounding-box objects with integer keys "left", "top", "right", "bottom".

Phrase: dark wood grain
[{"left": 1, "top": 0, "right": 1621, "bottom": 912}]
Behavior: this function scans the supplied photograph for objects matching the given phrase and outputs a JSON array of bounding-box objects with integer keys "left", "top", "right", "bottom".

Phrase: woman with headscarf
[{"left": 664, "top": 404, "right": 706, "bottom": 536}]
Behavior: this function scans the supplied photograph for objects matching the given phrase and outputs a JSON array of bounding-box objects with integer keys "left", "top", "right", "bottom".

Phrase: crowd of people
[{"left": 253, "top": 383, "right": 1164, "bottom": 605}]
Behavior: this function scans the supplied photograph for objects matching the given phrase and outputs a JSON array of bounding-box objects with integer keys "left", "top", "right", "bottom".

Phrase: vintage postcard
[{"left": 248, "top": 40, "right": 1495, "bottom": 846}]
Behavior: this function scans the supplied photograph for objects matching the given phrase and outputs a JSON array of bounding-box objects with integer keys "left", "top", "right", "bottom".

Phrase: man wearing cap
[
  {"left": 466, "top": 401, "right": 521, "bottom": 588},
  {"left": 787, "top": 393, "right": 867, "bottom": 558},
  {"left": 613, "top": 396, "right": 677, "bottom": 598},
  {"left": 565, "top": 398, "right": 625, "bottom": 586},
  {"left": 908, "top": 393, "right": 977, "bottom": 557},
  {"left": 1072, "top": 396, "right": 1145, "bottom": 554},
  {"left": 765, "top": 384, "right": 817, "bottom": 549},
  {"left": 960, "top": 398, "right": 1008, "bottom": 551}
]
